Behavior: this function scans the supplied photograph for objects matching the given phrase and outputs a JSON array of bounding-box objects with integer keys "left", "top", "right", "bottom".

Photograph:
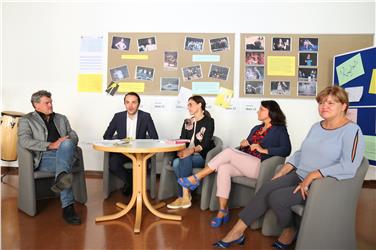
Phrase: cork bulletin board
[
  {"left": 107, "top": 33, "right": 235, "bottom": 95},
  {"left": 239, "top": 34, "right": 373, "bottom": 98}
]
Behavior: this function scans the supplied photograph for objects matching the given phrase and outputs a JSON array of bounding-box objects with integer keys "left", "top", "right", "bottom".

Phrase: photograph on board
[
  {"left": 182, "top": 65, "right": 203, "bottom": 81},
  {"left": 210, "top": 37, "right": 230, "bottom": 52},
  {"left": 272, "top": 37, "right": 291, "bottom": 51},
  {"left": 270, "top": 81, "right": 291, "bottom": 96},
  {"left": 160, "top": 77, "right": 180, "bottom": 92},
  {"left": 111, "top": 36, "right": 130, "bottom": 51},
  {"left": 299, "top": 38, "right": 319, "bottom": 51},
  {"left": 245, "top": 36, "right": 265, "bottom": 51},
  {"left": 298, "top": 81, "right": 317, "bottom": 96},
  {"left": 164, "top": 51, "right": 178, "bottom": 69},
  {"left": 245, "top": 81, "right": 264, "bottom": 95},
  {"left": 245, "top": 51, "right": 265, "bottom": 65},
  {"left": 135, "top": 66, "right": 154, "bottom": 81},
  {"left": 299, "top": 52, "right": 318, "bottom": 67},
  {"left": 298, "top": 68, "right": 318, "bottom": 81},
  {"left": 209, "top": 64, "right": 230, "bottom": 81},
  {"left": 245, "top": 66, "right": 264, "bottom": 81},
  {"left": 138, "top": 37, "right": 157, "bottom": 52},
  {"left": 184, "top": 37, "right": 204, "bottom": 52},
  {"left": 109, "top": 65, "right": 129, "bottom": 81}
]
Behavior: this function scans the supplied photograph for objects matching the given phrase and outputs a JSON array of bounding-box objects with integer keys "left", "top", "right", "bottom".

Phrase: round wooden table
[{"left": 93, "top": 139, "right": 185, "bottom": 233}]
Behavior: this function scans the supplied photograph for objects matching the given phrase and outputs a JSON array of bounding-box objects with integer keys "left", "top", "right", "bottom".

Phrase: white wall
[{"left": 2, "top": 1, "right": 375, "bottom": 178}]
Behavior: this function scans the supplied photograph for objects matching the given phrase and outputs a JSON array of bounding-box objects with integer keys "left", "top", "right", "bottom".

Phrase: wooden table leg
[{"left": 141, "top": 153, "right": 182, "bottom": 221}]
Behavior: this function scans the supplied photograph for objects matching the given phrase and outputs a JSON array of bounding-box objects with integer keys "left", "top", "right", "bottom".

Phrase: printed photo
[
  {"left": 245, "top": 66, "right": 264, "bottom": 81},
  {"left": 184, "top": 37, "right": 204, "bottom": 52},
  {"left": 298, "top": 81, "right": 317, "bottom": 96},
  {"left": 135, "top": 66, "right": 154, "bottom": 81},
  {"left": 298, "top": 68, "right": 318, "bottom": 81},
  {"left": 209, "top": 64, "right": 230, "bottom": 81},
  {"left": 299, "top": 52, "right": 318, "bottom": 67},
  {"left": 272, "top": 37, "right": 291, "bottom": 51},
  {"left": 182, "top": 65, "right": 202, "bottom": 81},
  {"left": 270, "top": 81, "right": 291, "bottom": 96},
  {"left": 299, "top": 38, "right": 319, "bottom": 51},
  {"left": 109, "top": 65, "right": 129, "bottom": 81},
  {"left": 137, "top": 37, "right": 157, "bottom": 52},
  {"left": 245, "top": 52, "right": 264, "bottom": 65},
  {"left": 160, "top": 77, "right": 180, "bottom": 92},
  {"left": 111, "top": 36, "right": 130, "bottom": 51},
  {"left": 164, "top": 51, "right": 178, "bottom": 69},
  {"left": 245, "top": 81, "right": 264, "bottom": 95},
  {"left": 210, "top": 37, "right": 229, "bottom": 52},
  {"left": 245, "top": 36, "right": 265, "bottom": 51}
]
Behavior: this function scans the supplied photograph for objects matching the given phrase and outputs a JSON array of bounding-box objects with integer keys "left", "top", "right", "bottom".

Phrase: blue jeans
[
  {"left": 38, "top": 140, "right": 75, "bottom": 208},
  {"left": 172, "top": 154, "right": 205, "bottom": 197}
]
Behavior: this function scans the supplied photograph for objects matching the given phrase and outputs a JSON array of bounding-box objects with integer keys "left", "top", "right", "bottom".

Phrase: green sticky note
[
  {"left": 364, "top": 135, "right": 376, "bottom": 161},
  {"left": 336, "top": 53, "right": 365, "bottom": 86}
]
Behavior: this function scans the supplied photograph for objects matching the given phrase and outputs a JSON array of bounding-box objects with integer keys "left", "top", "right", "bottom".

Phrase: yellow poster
[
  {"left": 121, "top": 55, "right": 149, "bottom": 60},
  {"left": 369, "top": 69, "right": 376, "bottom": 94},
  {"left": 215, "top": 87, "right": 233, "bottom": 108},
  {"left": 267, "top": 56, "right": 295, "bottom": 76},
  {"left": 77, "top": 74, "right": 102, "bottom": 92},
  {"left": 118, "top": 82, "right": 145, "bottom": 93}
]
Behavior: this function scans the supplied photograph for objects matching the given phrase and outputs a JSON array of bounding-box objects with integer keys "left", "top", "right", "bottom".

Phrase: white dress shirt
[{"left": 126, "top": 112, "right": 138, "bottom": 139}]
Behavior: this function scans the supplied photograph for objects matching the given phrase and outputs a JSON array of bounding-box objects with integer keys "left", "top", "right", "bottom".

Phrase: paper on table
[{"left": 345, "top": 86, "right": 363, "bottom": 102}]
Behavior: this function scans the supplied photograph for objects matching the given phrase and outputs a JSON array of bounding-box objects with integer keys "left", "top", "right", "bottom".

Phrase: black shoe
[
  {"left": 51, "top": 172, "right": 73, "bottom": 193},
  {"left": 122, "top": 182, "right": 133, "bottom": 196},
  {"left": 63, "top": 204, "right": 81, "bottom": 225}
]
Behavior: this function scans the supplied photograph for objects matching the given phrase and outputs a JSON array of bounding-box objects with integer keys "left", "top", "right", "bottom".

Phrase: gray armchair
[
  {"left": 157, "top": 136, "right": 223, "bottom": 210},
  {"left": 209, "top": 155, "right": 286, "bottom": 229},
  {"left": 261, "top": 157, "right": 369, "bottom": 250},
  {"left": 102, "top": 152, "right": 158, "bottom": 199},
  {"left": 17, "top": 143, "right": 87, "bottom": 216}
]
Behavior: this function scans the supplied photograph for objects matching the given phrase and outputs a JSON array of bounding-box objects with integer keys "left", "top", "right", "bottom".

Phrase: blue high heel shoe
[
  {"left": 178, "top": 174, "right": 200, "bottom": 191},
  {"left": 210, "top": 209, "right": 230, "bottom": 228},
  {"left": 213, "top": 235, "right": 245, "bottom": 248},
  {"left": 272, "top": 233, "right": 297, "bottom": 249}
]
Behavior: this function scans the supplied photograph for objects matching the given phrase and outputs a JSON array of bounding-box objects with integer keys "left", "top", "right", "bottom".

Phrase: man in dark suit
[{"left": 103, "top": 92, "right": 158, "bottom": 195}]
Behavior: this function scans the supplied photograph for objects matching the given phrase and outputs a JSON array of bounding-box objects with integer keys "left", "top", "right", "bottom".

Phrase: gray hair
[{"left": 31, "top": 90, "right": 51, "bottom": 107}]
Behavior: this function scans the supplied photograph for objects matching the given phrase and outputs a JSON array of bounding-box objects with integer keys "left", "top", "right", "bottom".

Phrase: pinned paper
[
  {"left": 345, "top": 86, "right": 363, "bottom": 103},
  {"left": 369, "top": 69, "right": 376, "bottom": 94},
  {"left": 121, "top": 54, "right": 149, "bottom": 60},
  {"left": 364, "top": 135, "right": 376, "bottom": 161},
  {"left": 77, "top": 74, "right": 102, "bottom": 92},
  {"left": 177, "top": 87, "right": 192, "bottom": 106},
  {"left": 346, "top": 109, "right": 358, "bottom": 123},
  {"left": 105, "top": 82, "right": 119, "bottom": 96},
  {"left": 192, "top": 82, "right": 220, "bottom": 94},
  {"left": 336, "top": 53, "right": 365, "bottom": 86},
  {"left": 267, "top": 56, "right": 295, "bottom": 76},
  {"left": 192, "top": 55, "right": 220, "bottom": 62},
  {"left": 215, "top": 87, "right": 233, "bottom": 108},
  {"left": 117, "top": 82, "right": 145, "bottom": 93}
]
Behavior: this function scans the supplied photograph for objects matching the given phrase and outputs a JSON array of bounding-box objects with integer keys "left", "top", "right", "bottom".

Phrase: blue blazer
[
  {"left": 103, "top": 110, "right": 158, "bottom": 140},
  {"left": 246, "top": 124, "right": 291, "bottom": 161}
]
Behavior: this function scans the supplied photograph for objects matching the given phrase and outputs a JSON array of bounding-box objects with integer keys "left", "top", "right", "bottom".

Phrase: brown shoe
[{"left": 167, "top": 198, "right": 182, "bottom": 209}]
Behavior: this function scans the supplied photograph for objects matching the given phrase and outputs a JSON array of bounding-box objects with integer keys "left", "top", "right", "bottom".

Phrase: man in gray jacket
[{"left": 18, "top": 90, "right": 81, "bottom": 225}]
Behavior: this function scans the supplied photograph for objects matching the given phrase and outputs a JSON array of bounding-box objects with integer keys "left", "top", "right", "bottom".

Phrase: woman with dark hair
[
  {"left": 178, "top": 100, "right": 291, "bottom": 227},
  {"left": 167, "top": 95, "right": 215, "bottom": 210}
]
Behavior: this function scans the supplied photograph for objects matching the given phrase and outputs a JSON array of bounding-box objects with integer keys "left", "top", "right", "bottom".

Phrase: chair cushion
[
  {"left": 232, "top": 176, "right": 257, "bottom": 188},
  {"left": 291, "top": 205, "right": 305, "bottom": 216}
]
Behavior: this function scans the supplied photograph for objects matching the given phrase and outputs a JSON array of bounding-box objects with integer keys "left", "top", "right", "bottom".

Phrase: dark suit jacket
[{"left": 103, "top": 110, "right": 158, "bottom": 140}]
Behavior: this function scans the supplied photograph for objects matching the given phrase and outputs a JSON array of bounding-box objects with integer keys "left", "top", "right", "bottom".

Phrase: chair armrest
[
  {"left": 255, "top": 156, "right": 285, "bottom": 192},
  {"left": 17, "top": 144, "right": 35, "bottom": 180},
  {"left": 205, "top": 143, "right": 222, "bottom": 164}
]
